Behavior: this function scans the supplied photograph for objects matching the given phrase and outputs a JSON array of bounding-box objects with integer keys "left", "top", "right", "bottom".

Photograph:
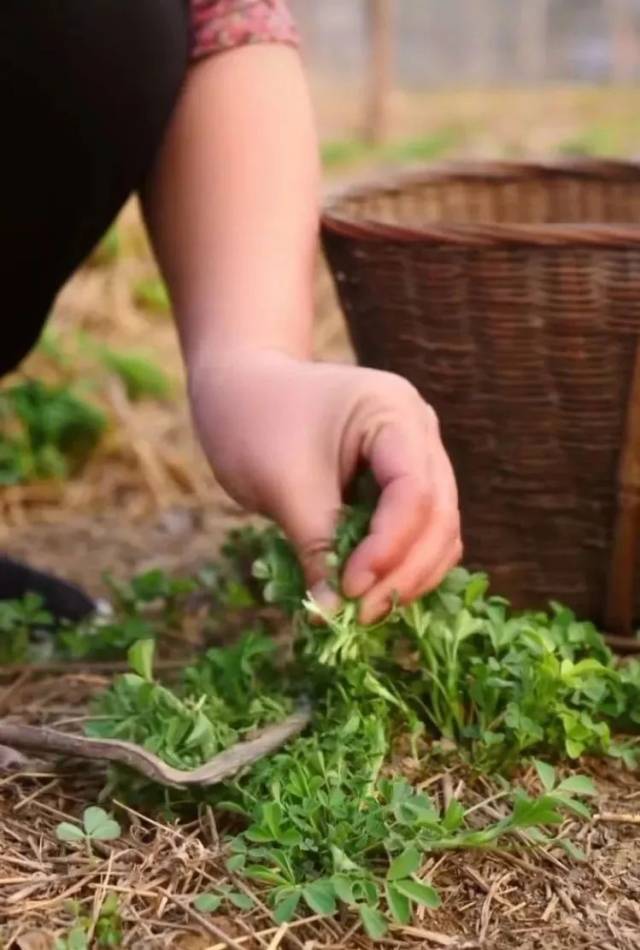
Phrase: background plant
[{"left": 0, "top": 379, "right": 105, "bottom": 485}]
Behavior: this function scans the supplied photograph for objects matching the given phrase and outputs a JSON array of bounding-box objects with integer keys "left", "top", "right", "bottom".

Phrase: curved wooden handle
[{"left": 0, "top": 704, "right": 311, "bottom": 788}]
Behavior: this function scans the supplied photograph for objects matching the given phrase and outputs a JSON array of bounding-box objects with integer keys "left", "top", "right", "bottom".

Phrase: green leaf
[
  {"left": 226, "top": 853, "right": 246, "bottom": 873},
  {"left": 66, "top": 927, "right": 89, "bottom": 950},
  {"left": 185, "top": 712, "right": 215, "bottom": 751},
  {"left": 227, "top": 891, "right": 255, "bottom": 910},
  {"left": 558, "top": 838, "right": 587, "bottom": 861},
  {"left": 245, "top": 865, "right": 288, "bottom": 886},
  {"left": 127, "top": 639, "right": 155, "bottom": 682},
  {"left": 101, "top": 892, "right": 120, "bottom": 917},
  {"left": 331, "top": 874, "right": 355, "bottom": 904},
  {"left": 302, "top": 880, "right": 337, "bottom": 916},
  {"left": 245, "top": 825, "right": 275, "bottom": 843},
  {"left": 442, "top": 799, "right": 465, "bottom": 831},
  {"left": 56, "top": 822, "right": 85, "bottom": 843},
  {"left": 565, "top": 737, "right": 584, "bottom": 759},
  {"left": 551, "top": 795, "right": 592, "bottom": 820},
  {"left": 273, "top": 891, "right": 301, "bottom": 924},
  {"left": 387, "top": 846, "right": 421, "bottom": 881},
  {"left": 555, "top": 775, "right": 597, "bottom": 797},
  {"left": 534, "top": 760, "right": 556, "bottom": 793},
  {"left": 262, "top": 801, "right": 282, "bottom": 837},
  {"left": 359, "top": 905, "right": 388, "bottom": 939},
  {"left": 276, "top": 827, "right": 302, "bottom": 847},
  {"left": 193, "top": 893, "right": 222, "bottom": 913},
  {"left": 256, "top": 848, "right": 294, "bottom": 881},
  {"left": 353, "top": 879, "right": 379, "bottom": 906},
  {"left": 330, "top": 845, "right": 359, "bottom": 873},
  {"left": 386, "top": 882, "right": 411, "bottom": 924},
  {"left": 394, "top": 878, "right": 441, "bottom": 908},
  {"left": 525, "top": 826, "right": 551, "bottom": 844},
  {"left": 464, "top": 573, "right": 489, "bottom": 606},
  {"left": 82, "top": 807, "right": 121, "bottom": 841},
  {"left": 511, "top": 795, "right": 563, "bottom": 828}
]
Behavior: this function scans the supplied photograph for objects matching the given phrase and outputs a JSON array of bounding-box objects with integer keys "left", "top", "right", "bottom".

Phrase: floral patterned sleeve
[{"left": 189, "top": 0, "right": 300, "bottom": 61}]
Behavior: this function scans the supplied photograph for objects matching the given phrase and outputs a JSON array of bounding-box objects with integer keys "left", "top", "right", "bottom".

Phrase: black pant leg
[
  {"left": 0, "top": 0, "right": 190, "bottom": 375},
  {"left": 0, "top": 2, "right": 190, "bottom": 613}
]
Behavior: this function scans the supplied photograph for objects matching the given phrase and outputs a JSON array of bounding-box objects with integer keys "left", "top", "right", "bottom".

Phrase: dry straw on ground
[{"left": 2, "top": 667, "right": 640, "bottom": 949}]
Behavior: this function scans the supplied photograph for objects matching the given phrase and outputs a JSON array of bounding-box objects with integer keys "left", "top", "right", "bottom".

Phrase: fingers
[
  {"left": 341, "top": 420, "right": 431, "bottom": 599},
  {"left": 342, "top": 404, "right": 461, "bottom": 622},
  {"left": 358, "top": 514, "right": 462, "bottom": 624},
  {"left": 272, "top": 477, "right": 343, "bottom": 611}
]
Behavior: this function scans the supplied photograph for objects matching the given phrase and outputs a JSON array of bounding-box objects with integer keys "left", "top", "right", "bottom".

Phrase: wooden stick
[{"left": 0, "top": 704, "right": 310, "bottom": 787}]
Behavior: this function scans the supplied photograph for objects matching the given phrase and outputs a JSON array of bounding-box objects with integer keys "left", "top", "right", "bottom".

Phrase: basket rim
[{"left": 321, "top": 158, "right": 640, "bottom": 247}]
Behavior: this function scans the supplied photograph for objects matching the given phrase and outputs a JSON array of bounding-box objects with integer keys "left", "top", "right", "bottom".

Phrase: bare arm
[{"left": 142, "top": 44, "right": 318, "bottom": 364}]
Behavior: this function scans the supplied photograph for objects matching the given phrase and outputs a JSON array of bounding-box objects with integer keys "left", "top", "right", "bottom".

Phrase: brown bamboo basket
[{"left": 321, "top": 160, "right": 640, "bottom": 639}]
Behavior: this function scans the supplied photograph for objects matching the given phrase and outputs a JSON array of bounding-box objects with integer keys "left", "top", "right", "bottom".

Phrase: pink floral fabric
[{"left": 189, "top": 0, "right": 299, "bottom": 60}]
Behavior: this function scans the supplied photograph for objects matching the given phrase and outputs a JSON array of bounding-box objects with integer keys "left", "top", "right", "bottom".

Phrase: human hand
[{"left": 189, "top": 349, "right": 462, "bottom": 623}]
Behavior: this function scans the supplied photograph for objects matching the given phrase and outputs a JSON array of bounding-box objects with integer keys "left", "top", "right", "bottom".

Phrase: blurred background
[
  {"left": 301, "top": 0, "right": 640, "bottom": 158},
  {"left": 300, "top": 0, "right": 640, "bottom": 91},
  {"left": 3, "top": 0, "right": 640, "bottom": 593}
]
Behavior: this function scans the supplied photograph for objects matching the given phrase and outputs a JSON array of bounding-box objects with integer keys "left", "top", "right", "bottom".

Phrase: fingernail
[
  {"left": 309, "top": 580, "right": 342, "bottom": 614},
  {"left": 345, "top": 571, "right": 377, "bottom": 600},
  {"left": 359, "top": 599, "right": 390, "bottom": 626}
]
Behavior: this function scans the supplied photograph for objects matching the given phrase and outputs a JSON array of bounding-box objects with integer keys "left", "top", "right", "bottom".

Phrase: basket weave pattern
[{"left": 322, "top": 161, "right": 640, "bottom": 630}]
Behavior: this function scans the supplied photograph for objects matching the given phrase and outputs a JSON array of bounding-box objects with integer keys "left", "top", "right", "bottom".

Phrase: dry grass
[
  {"left": 2, "top": 667, "right": 640, "bottom": 949},
  {"left": 3, "top": 85, "right": 640, "bottom": 948}
]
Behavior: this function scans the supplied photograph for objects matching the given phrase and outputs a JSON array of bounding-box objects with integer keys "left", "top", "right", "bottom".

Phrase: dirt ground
[{"left": 3, "top": 86, "right": 640, "bottom": 948}]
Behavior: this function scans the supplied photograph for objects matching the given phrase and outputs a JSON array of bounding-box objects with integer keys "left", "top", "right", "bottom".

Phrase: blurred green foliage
[
  {"left": 0, "top": 380, "right": 105, "bottom": 485},
  {"left": 133, "top": 277, "right": 171, "bottom": 315},
  {"left": 99, "top": 347, "right": 172, "bottom": 401},
  {"left": 321, "top": 129, "right": 463, "bottom": 170}
]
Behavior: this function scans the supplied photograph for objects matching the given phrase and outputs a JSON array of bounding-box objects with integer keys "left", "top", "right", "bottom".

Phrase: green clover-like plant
[{"left": 56, "top": 806, "right": 121, "bottom": 850}]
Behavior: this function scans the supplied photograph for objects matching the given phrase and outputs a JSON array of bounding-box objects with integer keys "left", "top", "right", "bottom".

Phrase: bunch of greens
[
  {"left": 0, "top": 379, "right": 105, "bottom": 484},
  {"left": 87, "top": 633, "right": 293, "bottom": 777},
  {"left": 297, "top": 569, "right": 640, "bottom": 769},
  {"left": 250, "top": 484, "right": 640, "bottom": 768}
]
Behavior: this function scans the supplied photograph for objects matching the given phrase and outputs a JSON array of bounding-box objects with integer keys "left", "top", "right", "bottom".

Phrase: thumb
[{"left": 274, "top": 479, "right": 343, "bottom": 612}]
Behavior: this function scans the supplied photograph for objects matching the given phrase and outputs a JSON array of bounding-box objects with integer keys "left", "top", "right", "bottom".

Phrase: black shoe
[{"left": 0, "top": 555, "right": 96, "bottom": 622}]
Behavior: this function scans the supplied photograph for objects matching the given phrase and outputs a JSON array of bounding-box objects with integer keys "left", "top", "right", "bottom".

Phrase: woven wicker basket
[{"left": 321, "top": 160, "right": 640, "bottom": 636}]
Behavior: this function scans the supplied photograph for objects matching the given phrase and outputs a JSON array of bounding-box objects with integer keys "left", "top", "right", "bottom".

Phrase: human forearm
[{"left": 142, "top": 44, "right": 320, "bottom": 367}]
